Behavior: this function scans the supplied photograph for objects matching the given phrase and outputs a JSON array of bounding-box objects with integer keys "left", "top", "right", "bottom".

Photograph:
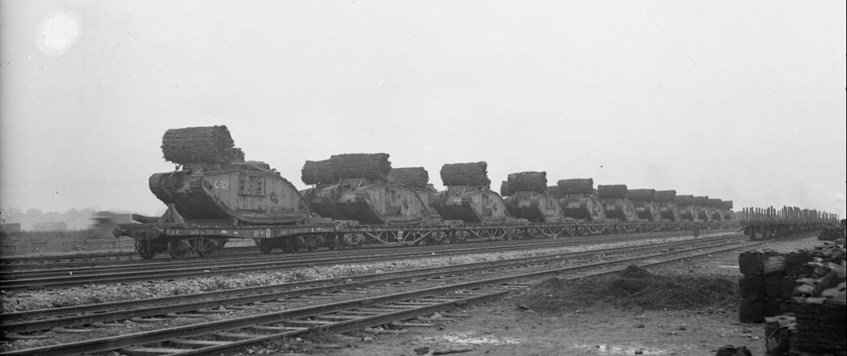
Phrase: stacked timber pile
[
  {"left": 388, "top": 167, "right": 429, "bottom": 188},
  {"left": 161, "top": 125, "right": 245, "bottom": 164},
  {"left": 626, "top": 189, "right": 655, "bottom": 202},
  {"left": 440, "top": 162, "right": 490, "bottom": 187},
  {"left": 655, "top": 190, "right": 677, "bottom": 203},
  {"left": 676, "top": 195, "right": 696, "bottom": 206},
  {"left": 557, "top": 179, "right": 594, "bottom": 195},
  {"left": 597, "top": 184, "right": 627, "bottom": 199},
  {"left": 500, "top": 181, "right": 511, "bottom": 197},
  {"left": 301, "top": 160, "right": 336, "bottom": 185},
  {"left": 507, "top": 171, "right": 547, "bottom": 193},
  {"left": 737, "top": 245, "right": 846, "bottom": 355},
  {"left": 330, "top": 153, "right": 391, "bottom": 180}
]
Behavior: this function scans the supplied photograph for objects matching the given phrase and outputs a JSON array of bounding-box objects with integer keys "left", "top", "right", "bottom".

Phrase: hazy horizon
[{"left": 1, "top": 1, "right": 845, "bottom": 218}]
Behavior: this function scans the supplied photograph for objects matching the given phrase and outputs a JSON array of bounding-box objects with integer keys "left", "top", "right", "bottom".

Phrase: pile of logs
[
  {"left": 737, "top": 245, "right": 846, "bottom": 355},
  {"left": 161, "top": 125, "right": 245, "bottom": 164},
  {"left": 440, "top": 162, "right": 490, "bottom": 187},
  {"left": 506, "top": 171, "right": 547, "bottom": 193}
]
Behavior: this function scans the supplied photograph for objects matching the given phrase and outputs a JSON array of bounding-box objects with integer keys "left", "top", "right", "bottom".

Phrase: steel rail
[{"left": 1, "top": 228, "right": 725, "bottom": 273}]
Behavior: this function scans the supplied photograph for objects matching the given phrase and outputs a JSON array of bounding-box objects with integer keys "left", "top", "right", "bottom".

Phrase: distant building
[
  {"left": 0, "top": 223, "right": 22, "bottom": 233},
  {"left": 32, "top": 221, "right": 68, "bottom": 232}
]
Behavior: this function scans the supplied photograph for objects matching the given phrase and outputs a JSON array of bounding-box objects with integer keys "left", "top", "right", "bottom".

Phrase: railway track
[
  {"left": 1, "top": 233, "right": 758, "bottom": 355},
  {"left": 0, "top": 230, "right": 735, "bottom": 291},
  {"left": 0, "top": 228, "right": 721, "bottom": 270}
]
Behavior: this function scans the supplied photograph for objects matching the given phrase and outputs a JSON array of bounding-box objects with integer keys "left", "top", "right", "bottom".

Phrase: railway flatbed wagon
[{"left": 115, "top": 205, "right": 739, "bottom": 259}]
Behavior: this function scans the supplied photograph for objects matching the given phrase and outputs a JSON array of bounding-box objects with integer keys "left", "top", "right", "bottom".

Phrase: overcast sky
[{"left": 1, "top": 0, "right": 845, "bottom": 218}]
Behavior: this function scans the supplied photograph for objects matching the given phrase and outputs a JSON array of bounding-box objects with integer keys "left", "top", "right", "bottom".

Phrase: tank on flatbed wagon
[
  {"left": 151, "top": 126, "right": 311, "bottom": 225},
  {"left": 302, "top": 154, "right": 432, "bottom": 225},
  {"left": 708, "top": 198, "right": 725, "bottom": 221},
  {"left": 432, "top": 162, "right": 509, "bottom": 223},
  {"left": 598, "top": 184, "right": 638, "bottom": 222},
  {"left": 675, "top": 195, "right": 699, "bottom": 222},
  {"left": 553, "top": 179, "right": 606, "bottom": 221},
  {"left": 655, "top": 190, "right": 681, "bottom": 221},
  {"left": 720, "top": 200, "right": 734, "bottom": 220},
  {"left": 502, "top": 172, "right": 565, "bottom": 223},
  {"left": 626, "top": 189, "right": 663, "bottom": 222},
  {"left": 693, "top": 196, "right": 713, "bottom": 222}
]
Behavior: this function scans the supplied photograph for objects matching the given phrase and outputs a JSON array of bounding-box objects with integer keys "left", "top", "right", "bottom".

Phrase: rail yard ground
[
  {"left": 259, "top": 233, "right": 824, "bottom": 356},
  {"left": 0, "top": 231, "right": 826, "bottom": 355}
]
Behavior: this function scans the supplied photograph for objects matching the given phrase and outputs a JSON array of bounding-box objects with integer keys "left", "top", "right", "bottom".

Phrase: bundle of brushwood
[
  {"left": 507, "top": 171, "right": 547, "bottom": 193},
  {"left": 626, "top": 189, "right": 656, "bottom": 202},
  {"left": 597, "top": 184, "right": 627, "bottom": 199},
  {"left": 440, "top": 162, "right": 490, "bottom": 187},
  {"left": 329, "top": 153, "right": 391, "bottom": 180},
  {"left": 500, "top": 181, "right": 511, "bottom": 197},
  {"left": 301, "top": 160, "right": 336, "bottom": 185},
  {"left": 654, "top": 190, "right": 677, "bottom": 203},
  {"left": 676, "top": 195, "right": 695, "bottom": 206},
  {"left": 161, "top": 125, "right": 245, "bottom": 164},
  {"left": 693, "top": 196, "right": 710, "bottom": 206},
  {"left": 708, "top": 199, "right": 723, "bottom": 208},
  {"left": 546, "top": 185, "right": 560, "bottom": 197},
  {"left": 557, "top": 178, "right": 594, "bottom": 195},
  {"left": 721, "top": 200, "right": 734, "bottom": 210},
  {"left": 388, "top": 167, "right": 429, "bottom": 188}
]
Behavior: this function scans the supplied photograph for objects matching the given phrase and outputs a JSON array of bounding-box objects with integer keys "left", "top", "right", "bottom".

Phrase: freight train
[{"left": 113, "top": 126, "right": 820, "bottom": 259}]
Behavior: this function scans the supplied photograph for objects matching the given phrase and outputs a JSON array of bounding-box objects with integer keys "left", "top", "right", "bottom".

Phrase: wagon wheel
[
  {"left": 135, "top": 239, "right": 156, "bottom": 260},
  {"left": 305, "top": 235, "right": 324, "bottom": 252},
  {"left": 427, "top": 232, "right": 446, "bottom": 245},
  {"left": 450, "top": 231, "right": 468, "bottom": 243},
  {"left": 167, "top": 238, "right": 191, "bottom": 259},
  {"left": 350, "top": 234, "right": 363, "bottom": 249},
  {"left": 254, "top": 239, "right": 273, "bottom": 254},
  {"left": 193, "top": 236, "right": 219, "bottom": 257},
  {"left": 282, "top": 237, "right": 303, "bottom": 253}
]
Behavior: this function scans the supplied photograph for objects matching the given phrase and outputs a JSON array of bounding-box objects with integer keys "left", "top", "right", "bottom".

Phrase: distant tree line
[{"left": 0, "top": 208, "right": 99, "bottom": 231}]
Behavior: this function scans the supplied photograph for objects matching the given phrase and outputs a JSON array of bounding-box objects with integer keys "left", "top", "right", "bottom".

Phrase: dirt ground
[{"left": 278, "top": 233, "right": 825, "bottom": 356}]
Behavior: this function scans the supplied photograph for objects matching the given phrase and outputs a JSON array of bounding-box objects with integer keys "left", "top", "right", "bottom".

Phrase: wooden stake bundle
[
  {"left": 440, "top": 162, "right": 490, "bottom": 187},
  {"left": 557, "top": 179, "right": 594, "bottom": 195},
  {"left": 597, "top": 184, "right": 628, "bottom": 199},
  {"left": 388, "top": 167, "right": 429, "bottom": 188},
  {"left": 507, "top": 171, "right": 547, "bottom": 193},
  {"left": 161, "top": 125, "right": 245, "bottom": 164}
]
